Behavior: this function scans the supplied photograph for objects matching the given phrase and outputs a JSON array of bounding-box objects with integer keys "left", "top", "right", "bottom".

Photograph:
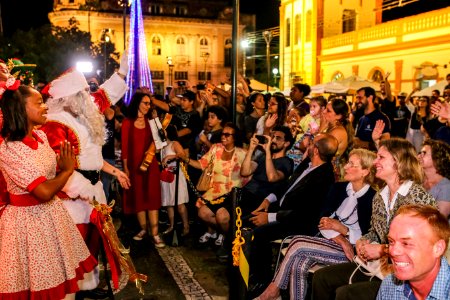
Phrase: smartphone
[{"left": 255, "top": 135, "right": 267, "bottom": 144}]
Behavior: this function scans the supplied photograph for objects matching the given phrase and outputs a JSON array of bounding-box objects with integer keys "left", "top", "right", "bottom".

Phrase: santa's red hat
[{"left": 47, "top": 67, "right": 89, "bottom": 99}]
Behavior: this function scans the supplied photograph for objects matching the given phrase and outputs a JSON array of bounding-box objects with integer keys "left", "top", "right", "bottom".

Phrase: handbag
[
  {"left": 349, "top": 243, "right": 392, "bottom": 283},
  {"left": 160, "top": 168, "right": 175, "bottom": 183},
  {"left": 196, "top": 148, "right": 216, "bottom": 192}
]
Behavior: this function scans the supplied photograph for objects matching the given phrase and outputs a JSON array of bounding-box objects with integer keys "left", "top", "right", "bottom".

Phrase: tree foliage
[{"left": 0, "top": 17, "right": 118, "bottom": 83}]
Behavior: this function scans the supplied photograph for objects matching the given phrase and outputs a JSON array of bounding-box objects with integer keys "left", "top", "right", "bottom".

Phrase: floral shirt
[{"left": 198, "top": 143, "right": 250, "bottom": 201}]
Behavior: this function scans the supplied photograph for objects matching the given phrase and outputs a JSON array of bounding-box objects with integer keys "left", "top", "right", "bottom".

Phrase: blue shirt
[
  {"left": 356, "top": 109, "right": 391, "bottom": 142},
  {"left": 377, "top": 257, "right": 450, "bottom": 300}
]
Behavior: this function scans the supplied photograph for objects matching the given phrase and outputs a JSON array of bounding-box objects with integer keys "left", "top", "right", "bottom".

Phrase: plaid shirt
[{"left": 377, "top": 257, "right": 450, "bottom": 300}]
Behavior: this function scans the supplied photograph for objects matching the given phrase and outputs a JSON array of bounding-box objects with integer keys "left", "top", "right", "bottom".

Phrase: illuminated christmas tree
[{"left": 124, "top": 0, "right": 153, "bottom": 104}]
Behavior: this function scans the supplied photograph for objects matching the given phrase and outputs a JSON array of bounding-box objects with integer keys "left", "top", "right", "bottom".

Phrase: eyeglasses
[
  {"left": 221, "top": 132, "right": 234, "bottom": 138},
  {"left": 268, "top": 102, "right": 278, "bottom": 106},
  {"left": 271, "top": 135, "right": 284, "bottom": 141},
  {"left": 141, "top": 101, "right": 151, "bottom": 106},
  {"left": 345, "top": 161, "right": 362, "bottom": 168}
]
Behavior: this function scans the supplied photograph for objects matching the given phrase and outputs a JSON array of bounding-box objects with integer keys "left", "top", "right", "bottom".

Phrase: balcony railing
[{"left": 322, "top": 7, "right": 450, "bottom": 51}]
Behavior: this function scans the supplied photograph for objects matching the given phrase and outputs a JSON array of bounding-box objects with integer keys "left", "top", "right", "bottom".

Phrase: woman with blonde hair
[
  {"left": 312, "top": 138, "right": 436, "bottom": 300},
  {"left": 256, "top": 149, "right": 377, "bottom": 300}
]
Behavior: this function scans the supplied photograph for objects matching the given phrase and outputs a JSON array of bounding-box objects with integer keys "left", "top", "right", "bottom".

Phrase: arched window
[
  {"left": 176, "top": 36, "right": 186, "bottom": 55},
  {"left": 295, "top": 14, "right": 301, "bottom": 45},
  {"left": 152, "top": 36, "right": 161, "bottom": 56},
  {"left": 176, "top": 37, "right": 185, "bottom": 45},
  {"left": 368, "top": 68, "right": 384, "bottom": 83},
  {"left": 285, "top": 18, "right": 291, "bottom": 47},
  {"left": 200, "top": 37, "right": 208, "bottom": 46},
  {"left": 331, "top": 71, "right": 344, "bottom": 82},
  {"left": 306, "top": 10, "right": 312, "bottom": 42}
]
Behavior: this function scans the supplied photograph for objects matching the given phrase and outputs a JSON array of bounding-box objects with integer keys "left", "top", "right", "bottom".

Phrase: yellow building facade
[
  {"left": 279, "top": 0, "right": 450, "bottom": 94},
  {"left": 49, "top": 0, "right": 250, "bottom": 95}
]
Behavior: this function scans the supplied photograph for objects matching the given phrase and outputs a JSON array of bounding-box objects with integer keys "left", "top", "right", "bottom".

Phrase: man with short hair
[
  {"left": 248, "top": 133, "right": 338, "bottom": 293},
  {"left": 151, "top": 90, "right": 202, "bottom": 151},
  {"left": 391, "top": 92, "right": 411, "bottom": 138},
  {"left": 377, "top": 204, "right": 450, "bottom": 300},
  {"left": 354, "top": 86, "right": 391, "bottom": 150},
  {"left": 239, "top": 126, "right": 294, "bottom": 216},
  {"left": 289, "top": 83, "right": 311, "bottom": 113}
]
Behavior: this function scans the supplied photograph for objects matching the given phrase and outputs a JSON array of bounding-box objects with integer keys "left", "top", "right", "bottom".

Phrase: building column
[
  {"left": 352, "top": 65, "right": 359, "bottom": 76},
  {"left": 395, "top": 60, "right": 403, "bottom": 93}
]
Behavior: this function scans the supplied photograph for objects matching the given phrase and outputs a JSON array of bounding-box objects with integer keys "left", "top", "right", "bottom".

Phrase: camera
[
  {"left": 196, "top": 83, "right": 206, "bottom": 90},
  {"left": 255, "top": 135, "right": 267, "bottom": 144},
  {"left": 88, "top": 81, "right": 99, "bottom": 93}
]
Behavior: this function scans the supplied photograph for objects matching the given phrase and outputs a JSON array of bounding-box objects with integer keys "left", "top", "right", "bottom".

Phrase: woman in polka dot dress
[{"left": 0, "top": 83, "right": 96, "bottom": 300}]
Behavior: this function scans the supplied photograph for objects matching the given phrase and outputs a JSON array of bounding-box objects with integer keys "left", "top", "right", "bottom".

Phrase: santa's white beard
[{"left": 47, "top": 91, "right": 106, "bottom": 145}]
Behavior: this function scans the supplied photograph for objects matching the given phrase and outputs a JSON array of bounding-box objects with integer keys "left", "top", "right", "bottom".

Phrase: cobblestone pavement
[{"left": 106, "top": 216, "right": 229, "bottom": 300}]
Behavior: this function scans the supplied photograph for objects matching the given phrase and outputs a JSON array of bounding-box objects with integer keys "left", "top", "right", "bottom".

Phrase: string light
[{"left": 124, "top": 0, "right": 153, "bottom": 105}]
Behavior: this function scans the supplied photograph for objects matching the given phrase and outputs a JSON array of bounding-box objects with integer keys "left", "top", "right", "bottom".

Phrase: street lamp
[
  {"left": 202, "top": 52, "right": 210, "bottom": 82},
  {"left": 241, "top": 40, "right": 249, "bottom": 77},
  {"left": 166, "top": 56, "right": 174, "bottom": 86},
  {"left": 263, "top": 30, "right": 273, "bottom": 92},
  {"left": 272, "top": 67, "right": 279, "bottom": 87}
]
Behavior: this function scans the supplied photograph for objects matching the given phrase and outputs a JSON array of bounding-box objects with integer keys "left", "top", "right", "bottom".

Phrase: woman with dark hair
[
  {"left": 312, "top": 138, "right": 436, "bottom": 300},
  {"left": 419, "top": 139, "right": 450, "bottom": 218},
  {"left": 407, "top": 96, "right": 432, "bottom": 152},
  {"left": 255, "top": 93, "right": 288, "bottom": 136},
  {"left": 316, "top": 98, "right": 354, "bottom": 179},
  {"left": 180, "top": 122, "right": 249, "bottom": 246},
  {"left": 0, "top": 84, "right": 96, "bottom": 299},
  {"left": 121, "top": 91, "right": 164, "bottom": 247},
  {"left": 244, "top": 92, "right": 266, "bottom": 142}
]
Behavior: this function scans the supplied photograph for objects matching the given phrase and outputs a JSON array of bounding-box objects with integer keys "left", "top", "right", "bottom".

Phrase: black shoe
[
  {"left": 75, "top": 287, "right": 109, "bottom": 300},
  {"left": 216, "top": 245, "right": 229, "bottom": 260}
]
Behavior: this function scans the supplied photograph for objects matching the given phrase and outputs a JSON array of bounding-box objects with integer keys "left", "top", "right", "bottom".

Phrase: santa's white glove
[{"left": 118, "top": 51, "right": 129, "bottom": 76}]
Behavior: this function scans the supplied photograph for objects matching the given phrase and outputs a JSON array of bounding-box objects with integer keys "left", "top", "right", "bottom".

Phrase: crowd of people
[{"left": 0, "top": 52, "right": 450, "bottom": 300}]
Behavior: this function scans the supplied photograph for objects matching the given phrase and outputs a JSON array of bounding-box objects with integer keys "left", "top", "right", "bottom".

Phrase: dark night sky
[{"left": 0, "top": 0, "right": 448, "bottom": 37}]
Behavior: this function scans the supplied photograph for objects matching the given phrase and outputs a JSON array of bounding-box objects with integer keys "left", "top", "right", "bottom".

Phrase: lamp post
[
  {"left": 166, "top": 56, "right": 174, "bottom": 86},
  {"left": 102, "top": 30, "right": 110, "bottom": 82},
  {"left": 241, "top": 40, "right": 249, "bottom": 77},
  {"left": 263, "top": 30, "right": 273, "bottom": 93},
  {"left": 202, "top": 52, "right": 210, "bottom": 82}
]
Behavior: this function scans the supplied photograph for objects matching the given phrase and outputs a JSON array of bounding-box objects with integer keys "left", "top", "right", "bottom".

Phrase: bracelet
[{"left": 383, "top": 244, "right": 389, "bottom": 254}]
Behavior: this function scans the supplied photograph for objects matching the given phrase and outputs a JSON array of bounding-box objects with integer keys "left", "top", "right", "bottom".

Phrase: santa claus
[{"left": 41, "top": 54, "right": 131, "bottom": 298}]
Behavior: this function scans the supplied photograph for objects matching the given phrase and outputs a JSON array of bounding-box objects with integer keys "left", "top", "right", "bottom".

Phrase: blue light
[{"left": 124, "top": 0, "right": 153, "bottom": 105}]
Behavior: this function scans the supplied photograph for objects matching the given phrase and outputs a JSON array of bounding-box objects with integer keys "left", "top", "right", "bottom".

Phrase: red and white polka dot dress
[{"left": 0, "top": 130, "right": 96, "bottom": 300}]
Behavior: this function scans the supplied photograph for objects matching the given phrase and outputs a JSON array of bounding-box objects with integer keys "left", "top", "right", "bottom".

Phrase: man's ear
[{"left": 433, "top": 239, "right": 447, "bottom": 258}]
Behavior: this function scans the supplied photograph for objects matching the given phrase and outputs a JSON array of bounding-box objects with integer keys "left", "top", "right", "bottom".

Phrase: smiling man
[{"left": 377, "top": 204, "right": 450, "bottom": 300}]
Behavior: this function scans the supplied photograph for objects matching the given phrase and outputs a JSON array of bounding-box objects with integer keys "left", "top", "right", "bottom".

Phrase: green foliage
[{"left": 0, "top": 17, "right": 119, "bottom": 83}]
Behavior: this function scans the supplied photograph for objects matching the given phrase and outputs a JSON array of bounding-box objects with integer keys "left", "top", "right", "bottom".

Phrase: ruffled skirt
[{"left": 0, "top": 198, "right": 96, "bottom": 300}]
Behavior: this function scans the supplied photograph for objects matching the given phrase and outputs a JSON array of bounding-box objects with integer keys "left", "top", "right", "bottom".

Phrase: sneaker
[
  {"left": 198, "top": 232, "right": 217, "bottom": 244},
  {"left": 153, "top": 235, "right": 166, "bottom": 248},
  {"left": 133, "top": 229, "right": 147, "bottom": 241},
  {"left": 215, "top": 234, "right": 224, "bottom": 246}
]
